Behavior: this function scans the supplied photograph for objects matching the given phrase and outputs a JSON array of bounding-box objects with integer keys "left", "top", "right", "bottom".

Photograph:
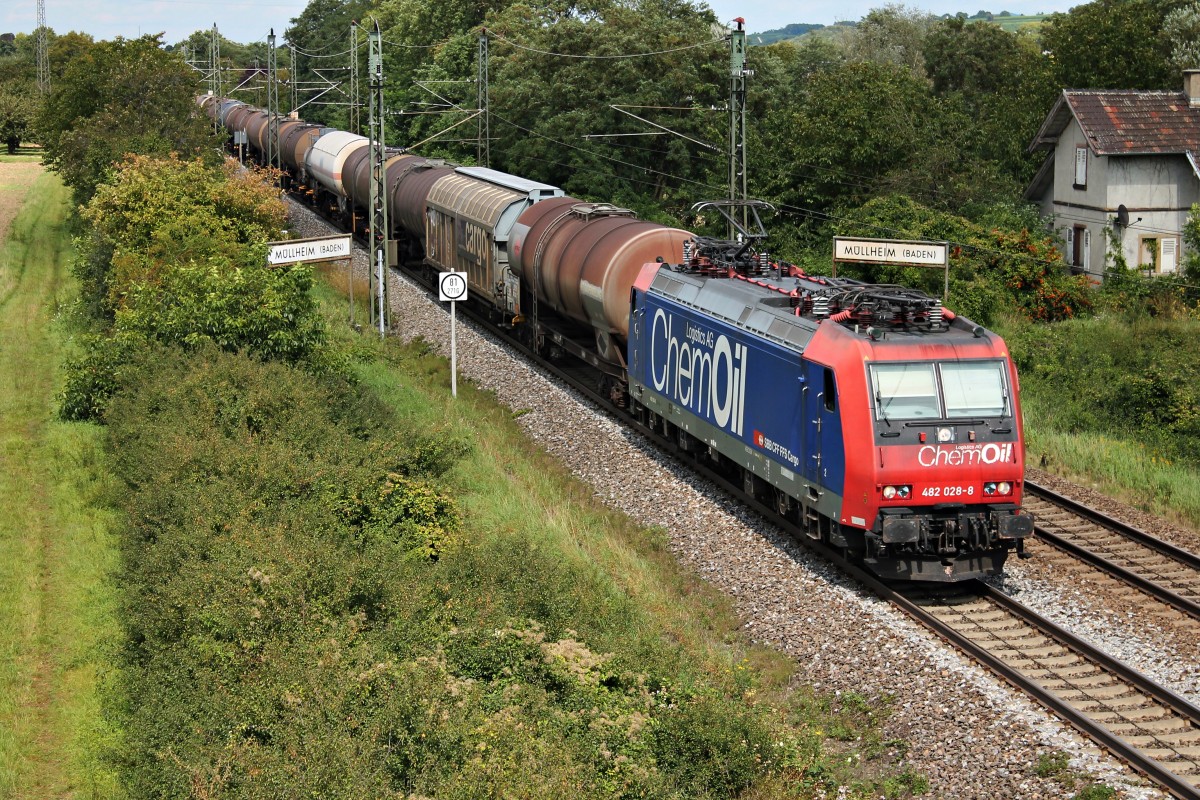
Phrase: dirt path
[{"left": 0, "top": 161, "right": 46, "bottom": 241}]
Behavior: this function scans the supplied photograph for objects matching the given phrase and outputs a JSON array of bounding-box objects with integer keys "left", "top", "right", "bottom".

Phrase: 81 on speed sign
[{"left": 439, "top": 272, "right": 468, "bottom": 302}]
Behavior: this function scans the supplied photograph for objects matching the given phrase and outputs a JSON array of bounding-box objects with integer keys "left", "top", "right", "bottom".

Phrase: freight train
[{"left": 201, "top": 95, "right": 1034, "bottom": 581}]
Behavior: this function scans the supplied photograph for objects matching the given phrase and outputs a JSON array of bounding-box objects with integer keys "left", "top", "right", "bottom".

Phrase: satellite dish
[{"left": 1116, "top": 204, "right": 1129, "bottom": 227}]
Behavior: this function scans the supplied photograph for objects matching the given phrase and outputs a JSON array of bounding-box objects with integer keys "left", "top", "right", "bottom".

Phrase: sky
[{"left": 2, "top": 0, "right": 1080, "bottom": 47}]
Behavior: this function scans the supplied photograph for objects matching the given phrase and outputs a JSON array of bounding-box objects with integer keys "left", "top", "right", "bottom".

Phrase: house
[{"left": 1024, "top": 70, "right": 1200, "bottom": 280}]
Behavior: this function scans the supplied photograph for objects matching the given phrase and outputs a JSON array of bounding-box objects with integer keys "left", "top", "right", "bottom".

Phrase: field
[{"left": 0, "top": 158, "right": 121, "bottom": 798}]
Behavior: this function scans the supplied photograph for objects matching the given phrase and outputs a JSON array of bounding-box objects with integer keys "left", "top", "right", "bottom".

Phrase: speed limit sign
[{"left": 439, "top": 271, "right": 468, "bottom": 302}]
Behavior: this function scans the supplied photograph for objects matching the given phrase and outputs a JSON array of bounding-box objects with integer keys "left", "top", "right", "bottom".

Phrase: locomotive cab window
[
  {"left": 870, "top": 363, "right": 939, "bottom": 419},
  {"left": 870, "top": 360, "right": 1009, "bottom": 421},
  {"left": 941, "top": 361, "right": 1008, "bottom": 418}
]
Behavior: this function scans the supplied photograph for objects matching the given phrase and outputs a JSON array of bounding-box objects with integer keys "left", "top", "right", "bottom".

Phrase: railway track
[
  {"left": 882, "top": 578, "right": 1200, "bottom": 800},
  {"left": 1024, "top": 480, "right": 1200, "bottom": 625}
]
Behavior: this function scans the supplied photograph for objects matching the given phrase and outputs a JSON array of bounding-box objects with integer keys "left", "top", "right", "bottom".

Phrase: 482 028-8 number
[{"left": 921, "top": 485, "right": 975, "bottom": 498}]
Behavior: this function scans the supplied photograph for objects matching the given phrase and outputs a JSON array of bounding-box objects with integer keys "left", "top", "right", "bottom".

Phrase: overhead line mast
[
  {"left": 728, "top": 17, "right": 749, "bottom": 236},
  {"left": 367, "top": 19, "right": 389, "bottom": 335},
  {"left": 35, "top": 0, "right": 49, "bottom": 94}
]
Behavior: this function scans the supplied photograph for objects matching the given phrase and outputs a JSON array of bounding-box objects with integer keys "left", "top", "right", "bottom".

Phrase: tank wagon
[{"left": 203, "top": 95, "right": 1033, "bottom": 580}]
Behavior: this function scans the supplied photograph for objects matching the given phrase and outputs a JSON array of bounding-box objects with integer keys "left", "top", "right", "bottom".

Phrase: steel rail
[
  {"left": 877, "top": 576, "right": 1200, "bottom": 800},
  {"left": 1026, "top": 479, "right": 1200, "bottom": 570},
  {"left": 1026, "top": 479, "right": 1200, "bottom": 620}
]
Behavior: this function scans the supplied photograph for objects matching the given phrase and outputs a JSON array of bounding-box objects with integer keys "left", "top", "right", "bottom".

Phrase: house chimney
[{"left": 1186, "top": 69, "right": 1200, "bottom": 107}]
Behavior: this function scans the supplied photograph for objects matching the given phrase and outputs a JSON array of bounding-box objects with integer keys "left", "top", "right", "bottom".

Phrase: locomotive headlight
[
  {"left": 997, "top": 481, "right": 1012, "bottom": 495},
  {"left": 937, "top": 427, "right": 954, "bottom": 443},
  {"left": 882, "top": 485, "right": 897, "bottom": 500},
  {"left": 983, "top": 482, "right": 997, "bottom": 495},
  {"left": 897, "top": 485, "right": 911, "bottom": 499}
]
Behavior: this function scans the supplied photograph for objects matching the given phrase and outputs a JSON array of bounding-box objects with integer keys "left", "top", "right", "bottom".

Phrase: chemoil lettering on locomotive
[
  {"left": 649, "top": 308, "right": 747, "bottom": 435},
  {"left": 917, "top": 442, "right": 1014, "bottom": 467}
]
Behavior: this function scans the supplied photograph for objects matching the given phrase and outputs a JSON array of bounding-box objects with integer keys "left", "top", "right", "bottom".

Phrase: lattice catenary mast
[
  {"left": 728, "top": 18, "right": 748, "bottom": 234},
  {"left": 367, "top": 20, "right": 389, "bottom": 335},
  {"left": 35, "top": 0, "right": 49, "bottom": 94}
]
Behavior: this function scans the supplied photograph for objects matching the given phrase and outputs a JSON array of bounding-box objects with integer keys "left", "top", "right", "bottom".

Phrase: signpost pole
[
  {"left": 438, "top": 271, "right": 468, "bottom": 398},
  {"left": 451, "top": 300, "right": 457, "bottom": 398}
]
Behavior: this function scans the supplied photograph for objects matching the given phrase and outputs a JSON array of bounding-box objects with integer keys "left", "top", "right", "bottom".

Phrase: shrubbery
[
  {"left": 1006, "top": 315, "right": 1200, "bottom": 465},
  {"left": 825, "top": 195, "right": 1092, "bottom": 325},
  {"left": 101, "top": 345, "right": 873, "bottom": 798},
  {"left": 60, "top": 155, "right": 340, "bottom": 420}
]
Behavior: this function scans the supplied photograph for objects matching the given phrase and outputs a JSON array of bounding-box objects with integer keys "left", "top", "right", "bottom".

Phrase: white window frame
[
  {"left": 1074, "top": 145, "right": 1088, "bottom": 188},
  {"left": 1160, "top": 237, "right": 1178, "bottom": 273}
]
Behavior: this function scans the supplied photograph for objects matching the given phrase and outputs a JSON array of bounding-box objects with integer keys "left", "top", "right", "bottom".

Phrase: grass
[
  {"left": 0, "top": 167, "right": 121, "bottom": 799},
  {"left": 1026, "top": 422, "right": 1200, "bottom": 529},
  {"left": 324, "top": 290, "right": 791, "bottom": 691}
]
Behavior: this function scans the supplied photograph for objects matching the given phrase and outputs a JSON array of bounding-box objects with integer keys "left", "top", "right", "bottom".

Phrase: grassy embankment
[
  {"left": 996, "top": 312, "right": 1200, "bottom": 531},
  {"left": 0, "top": 157, "right": 120, "bottom": 797}
]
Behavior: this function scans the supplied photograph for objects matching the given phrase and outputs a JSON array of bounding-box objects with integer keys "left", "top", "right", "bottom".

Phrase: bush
[
  {"left": 817, "top": 195, "right": 1092, "bottom": 325},
  {"left": 1005, "top": 315, "right": 1200, "bottom": 464}
]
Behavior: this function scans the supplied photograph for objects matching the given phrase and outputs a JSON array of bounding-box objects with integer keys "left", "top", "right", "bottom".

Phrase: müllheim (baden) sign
[
  {"left": 267, "top": 235, "right": 352, "bottom": 266},
  {"left": 833, "top": 237, "right": 948, "bottom": 267},
  {"left": 832, "top": 236, "right": 951, "bottom": 299}
]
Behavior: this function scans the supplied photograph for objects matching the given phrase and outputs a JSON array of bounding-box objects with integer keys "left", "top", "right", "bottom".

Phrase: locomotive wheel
[
  {"left": 742, "top": 468, "right": 759, "bottom": 500},
  {"left": 774, "top": 488, "right": 792, "bottom": 518}
]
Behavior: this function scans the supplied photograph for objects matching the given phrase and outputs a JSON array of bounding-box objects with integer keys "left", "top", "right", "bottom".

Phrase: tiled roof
[{"left": 1030, "top": 89, "right": 1200, "bottom": 155}]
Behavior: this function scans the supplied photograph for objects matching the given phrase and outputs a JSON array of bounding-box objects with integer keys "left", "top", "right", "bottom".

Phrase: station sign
[
  {"left": 833, "top": 237, "right": 949, "bottom": 268},
  {"left": 267, "top": 235, "right": 352, "bottom": 266}
]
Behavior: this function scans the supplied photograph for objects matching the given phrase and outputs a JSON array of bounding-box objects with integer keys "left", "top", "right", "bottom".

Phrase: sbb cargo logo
[
  {"left": 754, "top": 430, "right": 800, "bottom": 468},
  {"left": 917, "top": 442, "right": 1014, "bottom": 467},
  {"left": 649, "top": 308, "right": 747, "bottom": 436}
]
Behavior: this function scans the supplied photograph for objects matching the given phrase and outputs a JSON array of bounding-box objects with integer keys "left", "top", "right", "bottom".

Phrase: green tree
[
  {"left": 922, "top": 16, "right": 1057, "bottom": 189},
  {"left": 756, "top": 60, "right": 934, "bottom": 224},
  {"left": 838, "top": 4, "right": 937, "bottom": 75},
  {"left": 0, "top": 87, "right": 36, "bottom": 152},
  {"left": 1182, "top": 202, "right": 1200, "bottom": 282},
  {"left": 283, "top": 0, "right": 373, "bottom": 128},
  {"left": 1164, "top": 2, "right": 1200, "bottom": 71},
  {"left": 76, "top": 154, "right": 286, "bottom": 314},
  {"left": 38, "top": 34, "right": 217, "bottom": 205},
  {"left": 60, "top": 154, "right": 338, "bottom": 420},
  {"left": 1041, "top": 0, "right": 1188, "bottom": 89},
  {"left": 449, "top": 0, "right": 723, "bottom": 204}
]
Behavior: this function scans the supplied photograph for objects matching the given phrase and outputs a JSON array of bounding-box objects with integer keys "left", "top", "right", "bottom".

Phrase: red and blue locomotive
[{"left": 625, "top": 206, "right": 1033, "bottom": 580}]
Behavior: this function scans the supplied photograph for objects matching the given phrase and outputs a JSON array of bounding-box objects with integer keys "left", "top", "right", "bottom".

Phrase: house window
[
  {"left": 1071, "top": 225, "right": 1086, "bottom": 270},
  {"left": 1141, "top": 237, "right": 1179, "bottom": 274},
  {"left": 1161, "top": 237, "right": 1178, "bottom": 273},
  {"left": 1074, "top": 145, "right": 1088, "bottom": 188}
]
